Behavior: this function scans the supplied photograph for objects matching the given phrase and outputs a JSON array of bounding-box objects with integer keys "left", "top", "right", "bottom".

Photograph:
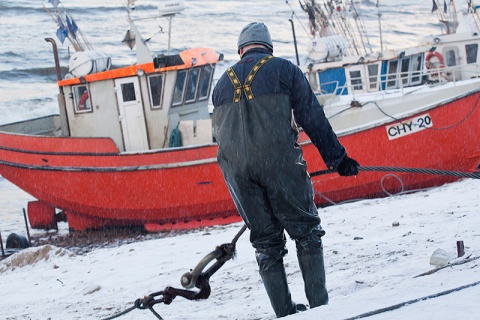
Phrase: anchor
[{"left": 102, "top": 224, "right": 247, "bottom": 320}]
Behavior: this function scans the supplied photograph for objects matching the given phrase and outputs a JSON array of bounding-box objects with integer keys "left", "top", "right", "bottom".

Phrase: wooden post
[
  {"left": 0, "top": 229, "right": 5, "bottom": 258},
  {"left": 23, "top": 208, "right": 32, "bottom": 246},
  {"left": 457, "top": 240, "right": 465, "bottom": 258}
]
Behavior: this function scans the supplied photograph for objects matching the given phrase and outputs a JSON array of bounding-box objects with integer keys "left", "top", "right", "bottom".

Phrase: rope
[
  {"left": 311, "top": 165, "right": 479, "bottom": 206},
  {"left": 343, "top": 280, "right": 480, "bottom": 320},
  {"left": 357, "top": 94, "right": 479, "bottom": 131},
  {"left": 101, "top": 306, "right": 137, "bottom": 320},
  {"left": 361, "top": 166, "right": 480, "bottom": 179},
  {"left": 310, "top": 166, "right": 480, "bottom": 179},
  {"left": 326, "top": 93, "right": 479, "bottom": 131}
]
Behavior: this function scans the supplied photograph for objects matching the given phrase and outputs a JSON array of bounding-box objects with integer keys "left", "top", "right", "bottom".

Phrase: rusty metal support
[
  {"left": 45, "top": 38, "right": 62, "bottom": 82},
  {"left": 23, "top": 208, "right": 32, "bottom": 246}
]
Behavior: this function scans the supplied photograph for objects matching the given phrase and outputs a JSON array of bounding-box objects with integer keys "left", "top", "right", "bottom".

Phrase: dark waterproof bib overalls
[{"left": 213, "top": 53, "right": 329, "bottom": 317}]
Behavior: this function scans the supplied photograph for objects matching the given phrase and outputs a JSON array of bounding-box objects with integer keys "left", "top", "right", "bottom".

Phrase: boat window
[
  {"left": 148, "top": 74, "right": 164, "bottom": 109},
  {"left": 172, "top": 70, "right": 187, "bottom": 107},
  {"left": 466, "top": 44, "right": 478, "bottom": 64},
  {"left": 411, "top": 55, "right": 423, "bottom": 83},
  {"left": 198, "top": 65, "right": 213, "bottom": 100},
  {"left": 400, "top": 58, "right": 410, "bottom": 85},
  {"left": 367, "top": 64, "right": 379, "bottom": 90},
  {"left": 386, "top": 60, "right": 399, "bottom": 88},
  {"left": 445, "top": 49, "right": 456, "bottom": 67},
  {"left": 121, "top": 83, "right": 136, "bottom": 102},
  {"left": 73, "top": 85, "right": 92, "bottom": 113},
  {"left": 349, "top": 70, "right": 363, "bottom": 90},
  {"left": 185, "top": 68, "right": 200, "bottom": 103}
]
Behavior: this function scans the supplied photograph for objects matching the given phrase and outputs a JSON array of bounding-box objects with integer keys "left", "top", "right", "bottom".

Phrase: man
[{"left": 212, "top": 22, "right": 359, "bottom": 318}]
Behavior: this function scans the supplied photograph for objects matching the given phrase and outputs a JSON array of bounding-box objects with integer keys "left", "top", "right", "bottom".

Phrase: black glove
[{"left": 337, "top": 156, "right": 360, "bottom": 176}]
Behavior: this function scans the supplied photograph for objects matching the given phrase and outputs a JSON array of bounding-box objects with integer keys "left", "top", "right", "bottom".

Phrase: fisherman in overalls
[{"left": 212, "top": 22, "right": 359, "bottom": 318}]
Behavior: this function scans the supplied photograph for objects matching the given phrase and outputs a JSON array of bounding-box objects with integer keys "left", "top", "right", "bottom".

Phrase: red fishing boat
[{"left": 0, "top": 0, "right": 479, "bottom": 232}]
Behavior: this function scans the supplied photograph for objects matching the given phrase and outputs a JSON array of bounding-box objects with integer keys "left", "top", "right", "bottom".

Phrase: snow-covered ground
[{"left": 1, "top": 178, "right": 479, "bottom": 320}]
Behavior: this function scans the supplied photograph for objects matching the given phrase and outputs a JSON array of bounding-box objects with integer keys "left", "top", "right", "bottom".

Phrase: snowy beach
[{"left": 1, "top": 178, "right": 479, "bottom": 320}]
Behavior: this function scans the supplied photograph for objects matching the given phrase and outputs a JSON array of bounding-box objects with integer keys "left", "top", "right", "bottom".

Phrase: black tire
[{"left": 5, "top": 233, "right": 31, "bottom": 249}]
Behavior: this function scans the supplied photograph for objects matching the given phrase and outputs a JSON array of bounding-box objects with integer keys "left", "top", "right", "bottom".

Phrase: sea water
[{"left": 0, "top": 0, "right": 438, "bottom": 235}]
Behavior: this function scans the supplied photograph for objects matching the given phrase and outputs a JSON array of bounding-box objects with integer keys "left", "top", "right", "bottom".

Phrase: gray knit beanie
[{"left": 237, "top": 22, "right": 273, "bottom": 54}]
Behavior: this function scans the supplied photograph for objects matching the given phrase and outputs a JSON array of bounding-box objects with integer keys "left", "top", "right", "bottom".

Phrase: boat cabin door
[{"left": 115, "top": 77, "right": 149, "bottom": 151}]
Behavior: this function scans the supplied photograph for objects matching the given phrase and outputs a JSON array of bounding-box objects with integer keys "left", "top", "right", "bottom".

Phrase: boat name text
[{"left": 386, "top": 114, "right": 432, "bottom": 140}]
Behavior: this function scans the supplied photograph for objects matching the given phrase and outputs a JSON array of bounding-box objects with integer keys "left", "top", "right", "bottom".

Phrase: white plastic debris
[{"left": 430, "top": 248, "right": 454, "bottom": 266}]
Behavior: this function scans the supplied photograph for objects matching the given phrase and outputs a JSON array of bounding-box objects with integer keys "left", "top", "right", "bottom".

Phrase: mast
[
  {"left": 376, "top": 0, "right": 383, "bottom": 51},
  {"left": 121, "top": 0, "right": 186, "bottom": 64},
  {"left": 298, "top": 0, "right": 372, "bottom": 56},
  {"left": 124, "top": 0, "right": 153, "bottom": 64}
]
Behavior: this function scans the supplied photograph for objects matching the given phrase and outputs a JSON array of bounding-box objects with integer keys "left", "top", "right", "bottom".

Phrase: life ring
[
  {"left": 78, "top": 91, "right": 90, "bottom": 110},
  {"left": 425, "top": 51, "right": 444, "bottom": 71}
]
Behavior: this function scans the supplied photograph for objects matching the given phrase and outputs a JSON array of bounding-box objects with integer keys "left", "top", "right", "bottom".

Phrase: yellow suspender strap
[
  {"left": 226, "top": 67, "right": 242, "bottom": 103},
  {"left": 226, "top": 55, "right": 274, "bottom": 102}
]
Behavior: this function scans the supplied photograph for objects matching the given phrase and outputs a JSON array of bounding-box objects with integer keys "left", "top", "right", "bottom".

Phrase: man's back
[{"left": 212, "top": 48, "right": 301, "bottom": 176}]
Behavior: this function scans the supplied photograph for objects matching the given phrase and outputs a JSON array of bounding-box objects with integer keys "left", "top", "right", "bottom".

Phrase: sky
[{"left": 0, "top": 178, "right": 479, "bottom": 320}]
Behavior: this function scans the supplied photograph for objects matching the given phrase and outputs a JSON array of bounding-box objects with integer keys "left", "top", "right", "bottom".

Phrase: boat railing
[
  {"left": 315, "top": 62, "right": 480, "bottom": 106},
  {"left": 0, "top": 115, "right": 62, "bottom": 136}
]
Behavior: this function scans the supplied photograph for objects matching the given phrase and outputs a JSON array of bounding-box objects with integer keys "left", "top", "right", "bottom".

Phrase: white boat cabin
[
  {"left": 56, "top": 48, "right": 220, "bottom": 152},
  {"left": 303, "top": 6, "right": 480, "bottom": 101}
]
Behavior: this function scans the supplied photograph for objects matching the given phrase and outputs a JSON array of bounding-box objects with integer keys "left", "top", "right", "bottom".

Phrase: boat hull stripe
[{"left": 0, "top": 158, "right": 218, "bottom": 172}]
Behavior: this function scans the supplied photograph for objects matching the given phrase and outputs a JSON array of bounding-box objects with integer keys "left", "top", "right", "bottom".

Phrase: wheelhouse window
[
  {"left": 73, "top": 85, "right": 92, "bottom": 113},
  {"left": 386, "top": 60, "right": 399, "bottom": 88},
  {"left": 386, "top": 55, "right": 422, "bottom": 89},
  {"left": 172, "top": 70, "right": 188, "bottom": 107},
  {"left": 349, "top": 70, "right": 363, "bottom": 91},
  {"left": 367, "top": 64, "right": 379, "bottom": 90},
  {"left": 466, "top": 44, "right": 478, "bottom": 64},
  {"left": 148, "top": 74, "right": 165, "bottom": 109},
  {"left": 171, "top": 65, "right": 214, "bottom": 107},
  {"left": 410, "top": 54, "right": 423, "bottom": 84},
  {"left": 198, "top": 65, "right": 213, "bottom": 100},
  {"left": 185, "top": 68, "right": 200, "bottom": 103},
  {"left": 445, "top": 49, "right": 457, "bottom": 67},
  {"left": 400, "top": 58, "right": 410, "bottom": 85}
]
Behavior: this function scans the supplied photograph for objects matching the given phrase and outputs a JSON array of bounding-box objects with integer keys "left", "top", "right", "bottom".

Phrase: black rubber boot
[
  {"left": 297, "top": 252, "right": 329, "bottom": 308},
  {"left": 259, "top": 260, "right": 297, "bottom": 318}
]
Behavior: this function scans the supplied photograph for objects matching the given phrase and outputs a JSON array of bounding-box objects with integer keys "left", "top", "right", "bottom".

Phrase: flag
[
  {"left": 431, "top": 0, "right": 438, "bottom": 12},
  {"left": 444, "top": 0, "right": 447, "bottom": 12},
  {"left": 56, "top": 16, "right": 68, "bottom": 43},
  {"left": 56, "top": 28, "right": 68, "bottom": 43},
  {"left": 66, "top": 15, "right": 78, "bottom": 38},
  {"left": 49, "top": 0, "right": 60, "bottom": 8}
]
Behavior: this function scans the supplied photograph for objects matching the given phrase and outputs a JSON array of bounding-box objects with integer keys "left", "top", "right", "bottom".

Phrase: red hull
[{"left": 1, "top": 91, "right": 479, "bottom": 231}]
